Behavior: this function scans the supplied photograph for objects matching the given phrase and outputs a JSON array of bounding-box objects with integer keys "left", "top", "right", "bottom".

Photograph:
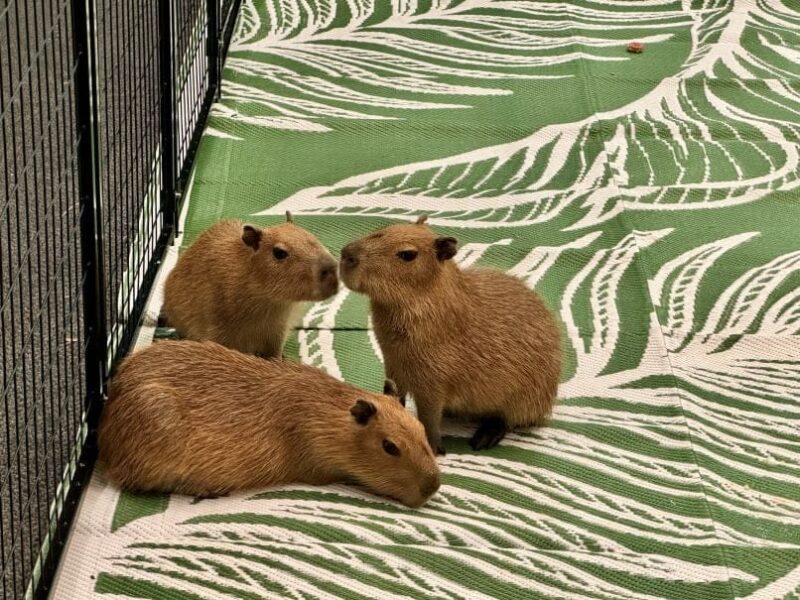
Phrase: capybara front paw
[
  {"left": 469, "top": 417, "right": 507, "bottom": 451},
  {"left": 190, "top": 491, "right": 229, "bottom": 504}
]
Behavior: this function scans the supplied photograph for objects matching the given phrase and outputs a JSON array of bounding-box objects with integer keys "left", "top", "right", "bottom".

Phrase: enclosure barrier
[{"left": 0, "top": 1, "right": 241, "bottom": 597}]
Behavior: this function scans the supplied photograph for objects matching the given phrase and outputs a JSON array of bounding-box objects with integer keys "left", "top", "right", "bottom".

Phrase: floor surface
[{"left": 52, "top": 1, "right": 800, "bottom": 598}]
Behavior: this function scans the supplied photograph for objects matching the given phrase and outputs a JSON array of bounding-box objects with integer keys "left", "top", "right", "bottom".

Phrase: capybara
[
  {"left": 162, "top": 213, "right": 338, "bottom": 358},
  {"left": 98, "top": 340, "right": 440, "bottom": 507},
  {"left": 340, "top": 215, "right": 560, "bottom": 454}
]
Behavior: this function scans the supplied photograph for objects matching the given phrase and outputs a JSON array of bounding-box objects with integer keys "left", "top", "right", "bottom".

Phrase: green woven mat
[{"left": 54, "top": 1, "right": 800, "bottom": 598}]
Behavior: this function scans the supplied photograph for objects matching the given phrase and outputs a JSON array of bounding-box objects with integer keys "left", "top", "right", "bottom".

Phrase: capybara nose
[
  {"left": 320, "top": 261, "right": 337, "bottom": 282},
  {"left": 421, "top": 474, "right": 440, "bottom": 499},
  {"left": 319, "top": 259, "right": 339, "bottom": 297},
  {"left": 340, "top": 244, "right": 359, "bottom": 268}
]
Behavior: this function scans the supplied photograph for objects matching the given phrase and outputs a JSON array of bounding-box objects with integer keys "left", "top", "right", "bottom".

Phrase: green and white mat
[{"left": 52, "top": 0, "right": 800, "bottom": 598}]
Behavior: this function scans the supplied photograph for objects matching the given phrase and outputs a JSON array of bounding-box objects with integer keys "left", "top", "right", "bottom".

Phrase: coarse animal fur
[
  {"left": 340, "top": 216, "right": 561, "bottom": 454},
  {"left": 162, "top": 214, "right": 338, "bottom": 358},
  {"left": 98, "top": 340, "right": 440, "bottom": 508}
]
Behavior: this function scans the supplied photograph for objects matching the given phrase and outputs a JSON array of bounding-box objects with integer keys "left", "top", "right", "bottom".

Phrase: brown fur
[
  {"left": 163, "top": 218, "right": 338, "bottom": 358},
  {"left": 98, "top": 340, "right": 440, "bottom": 508},
  {"left": 340, "top": 219, "right": 561, "bottom": 453}
]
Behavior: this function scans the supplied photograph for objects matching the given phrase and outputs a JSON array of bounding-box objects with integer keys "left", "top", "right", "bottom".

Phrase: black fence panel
[
  {"left": 1, "top": 1, "right": 86, "bottom": 597},
  {"left": 95, "top": 0, "right": 163, "bottom": 361},
  {"left": 0, "top": 1, "right": 242, "bottom": 597},
  {"left": 173, "top": 0, "right": 209, "bottom": 187}
]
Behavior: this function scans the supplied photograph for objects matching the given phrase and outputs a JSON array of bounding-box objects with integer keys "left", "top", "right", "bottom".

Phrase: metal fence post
[
  {"left": 160, "top": 0, "right": 178, "bottom": 233},
  {"left": 72, "top": 0, "right": 107, "bottom": 423},
  {"left": 208, "top": 0, "right": 221, "bottom": 101}
]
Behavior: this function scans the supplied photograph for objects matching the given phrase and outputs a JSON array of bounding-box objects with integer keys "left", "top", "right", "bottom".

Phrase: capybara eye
[
  {"left": 273, "top": 247, "right": 288, "bottom": 260},
  {"left": 397, "top": 250, "right": 417, "bottom": 262},
  {"left": 383, "top": 439, "right": 400, "bottom": 456}
]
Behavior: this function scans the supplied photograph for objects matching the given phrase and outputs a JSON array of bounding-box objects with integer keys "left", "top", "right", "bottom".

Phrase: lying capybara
[
  {"left": 340, "top": 215, "right": 561, "bottom": 454},
  {"left": 162, "top": 213, "right": 338, "bottom": 358},
  {"left": 98, "top": 340, "right": 440, "bottom": 507}
]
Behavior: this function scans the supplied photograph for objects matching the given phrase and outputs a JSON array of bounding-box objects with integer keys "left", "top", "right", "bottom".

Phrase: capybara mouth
[
  {"left": 400, "top": 494, "right": 430, "bottom": 509},
  {"left": 344, "top": 477, "right": 427, "bottom": 509},
  {"left": 339, "top": 266, "right": 360, "bottom": 292},
  {"left": 318, "top": 276, "right": 339, "bottom": 299},
  {"left": 420, "top": 477, "right": 440, "bottom": 500}
]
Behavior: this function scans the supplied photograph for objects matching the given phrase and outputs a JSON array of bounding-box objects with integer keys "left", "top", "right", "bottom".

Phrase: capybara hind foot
[
  {"left": 190, "top": 491, "right": 230, "bottom": 504},
  {"left": 470, "top": 417, "right": 507, "bottom": 450}
]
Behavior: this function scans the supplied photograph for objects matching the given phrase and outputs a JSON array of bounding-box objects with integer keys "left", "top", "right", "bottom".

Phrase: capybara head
[
  {"left": 339, "top": 215, "right": 457, "bottom": 301},
  {"left": 344, "top": 379, "right": 440, "bottom": 508},
  {"left": 242, "top": 212, "right": 338, "bottom": 301}
]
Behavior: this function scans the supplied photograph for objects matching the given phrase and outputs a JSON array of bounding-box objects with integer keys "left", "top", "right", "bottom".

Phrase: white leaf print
[
  {"left": 562, "top": 229, "right": 671, "bottom": 378},
  {"left": 649, "top": 232, "right": 759, "bottom": 350},
  {"left": 256, "top": 3, "right": 800, "bottom": 230},
  {"left": 220, "top": 0, "right": 682, "bottom": 134}
]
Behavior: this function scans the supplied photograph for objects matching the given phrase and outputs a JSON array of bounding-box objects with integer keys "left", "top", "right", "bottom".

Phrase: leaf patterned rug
[{"left": 52, "top": 1, "right": 800, "bottom": 598}]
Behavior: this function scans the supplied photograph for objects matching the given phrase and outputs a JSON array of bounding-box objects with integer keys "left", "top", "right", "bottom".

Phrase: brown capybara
[
  {"left": 162, "top": 213, "right": 338, "bottom": 358},
  {"left": 340, "top": 215, "right": 561, "bottom": 455},
  {"left": 98, "top": 340, "right": 441, "bottom": 508}
]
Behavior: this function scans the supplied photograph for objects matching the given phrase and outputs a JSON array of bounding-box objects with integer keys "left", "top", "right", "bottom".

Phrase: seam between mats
[{"left": 609, "top": 154, "right": 738, "bottom": 600}]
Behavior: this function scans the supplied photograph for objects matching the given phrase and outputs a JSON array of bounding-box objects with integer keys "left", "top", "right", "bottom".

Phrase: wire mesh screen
[
  {"left": 0, "top": 0, "right": 242, "bottom": 597},
  {"left": 1, "top": 1, "right": 86, "bottom": 597},
  {"left": 95, "top": 0, "right": 164, "bottom": 360},
  {"left": 174, "top": 0, "right": 209, "bottom": 181}
]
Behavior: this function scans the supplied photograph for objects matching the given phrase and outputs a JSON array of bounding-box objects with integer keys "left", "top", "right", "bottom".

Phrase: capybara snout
[
  {"left": 420, "top": 473, "right": 441, "bottom": 501},
  {"left": 340, "top": 243, "right": 359, "bottom": 269},
  {"left": 318, "top": 256, "right": 339, "bottom": 298}
]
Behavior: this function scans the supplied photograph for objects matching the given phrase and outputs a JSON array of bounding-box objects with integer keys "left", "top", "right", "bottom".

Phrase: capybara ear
[
  {"left": 242, "top": 225, "right": 262, "bottom": 251},
  {"left": 415, "top": 214, "right": 428, "bottom": 225},
  {"left": 383, "top": 380, "right": 406, "bottom": 407},
  {"left": 350, "top": 399, "right": 376, "bottom": 425},
  {"left": 435, "top": 237, "right": 458, "bottom": 261},
  {"left": 383, "top": 378, "right": 399, "bottom": 397},
  {"left": 285, "top": 210, "right": 293, "bottom": 223}
]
